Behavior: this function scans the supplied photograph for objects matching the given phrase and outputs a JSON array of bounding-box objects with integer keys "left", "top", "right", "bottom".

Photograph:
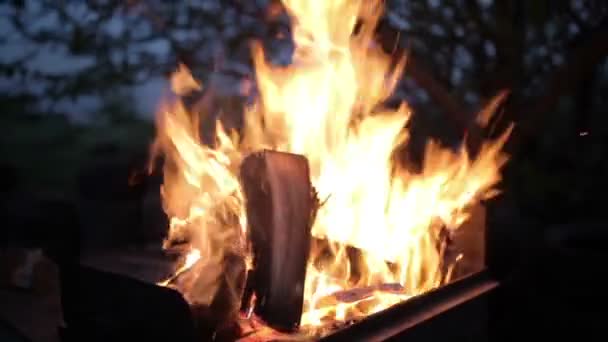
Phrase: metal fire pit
[
  {"left": 319, "top": 270, "right": 498, "bottom": 341},
  {"left": 57, "top": 267, "right": 498, "bottom": 342},
  {"left": 57, "top": 203, "right": 503, "bottom": 341},
  {"left": 315, "top": 203, "right": 498, "bottom": 341}
]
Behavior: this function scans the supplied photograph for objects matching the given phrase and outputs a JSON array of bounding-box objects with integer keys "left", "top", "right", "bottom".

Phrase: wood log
[
  {"left": 240, "top": 150, "right": 316, "bottom": 332},
  {"left": 311, "top": 283, "right": 406, "bottom": 313},
  {"left": 190, "top": 252, "right": 248, "bottom": 339}
]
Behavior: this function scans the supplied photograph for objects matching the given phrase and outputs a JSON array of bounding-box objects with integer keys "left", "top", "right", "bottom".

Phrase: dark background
[{"left": 0, "top": 0, "right": 607, "bottom": 340}]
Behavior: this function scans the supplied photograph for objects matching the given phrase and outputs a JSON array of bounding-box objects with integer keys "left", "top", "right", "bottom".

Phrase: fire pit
[
  {"left": 318, "top": 271, "right": 498, "bottom": 341},
  {"left": 60, "top": 206, "right": 497, "bottom": 342},
  {"left": 60, "top": 204, "right": 498, "bottom": 342},
  {"left": 60, "top": 0, "right": 513, "bottom": 341}
]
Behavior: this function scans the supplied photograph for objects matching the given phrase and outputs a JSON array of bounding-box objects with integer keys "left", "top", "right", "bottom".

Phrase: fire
[{"left": 153, "top": 0, "right": 511, "bottom": 333}]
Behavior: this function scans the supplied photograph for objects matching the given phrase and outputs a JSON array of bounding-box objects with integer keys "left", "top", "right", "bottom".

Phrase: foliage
[{"left": 0, "top": 96, "right": 154, "bottom": 195}]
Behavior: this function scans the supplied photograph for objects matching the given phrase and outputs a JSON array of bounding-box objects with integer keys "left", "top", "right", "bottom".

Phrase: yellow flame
[
  {"left": 152, "top": 88, "right": 248, "bottom": 305},
  {"left": 171, "top": 63, "right": 202, "bottom": 95},
  {"left": 157, "top": 248, "right": 201, "bottom": 287},
  {"left": 153, "top": 0, "right": 512, "bottom": 331}
]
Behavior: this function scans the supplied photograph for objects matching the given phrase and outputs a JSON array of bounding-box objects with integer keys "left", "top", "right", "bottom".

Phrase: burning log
[
  {"left": 319, "top": 271, "right": 499, "bottom": 342},
  {"left": 317, "top": 283, "right": 405, "bottom": 306},
  {"left": 240, "top": 150, "right": 317, "bottom": 332},
  {"left": 305, "top": 283, "right": 409, "bottom": 326},
  {"left": 190, "top": 252, "right": 248, "bottom": 340}
]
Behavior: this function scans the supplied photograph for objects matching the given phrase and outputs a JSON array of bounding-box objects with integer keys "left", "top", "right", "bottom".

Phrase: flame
[
  {"left": 153, "top": 0, "right": 512, "bottom": 332},
  {"left": 157, "top": 248, "right": 201, "bottom": 287},
  {"left": 152, "top": 71, "right": 248, "bottom": 304}
]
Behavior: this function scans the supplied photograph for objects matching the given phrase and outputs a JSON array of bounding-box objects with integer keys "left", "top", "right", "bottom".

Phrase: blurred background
[
  {"left": 0, "top": 0, "right": 607, "bottom": 340},
  {"left": 2, "top": 0, "right": 607, "bottom": 224}
]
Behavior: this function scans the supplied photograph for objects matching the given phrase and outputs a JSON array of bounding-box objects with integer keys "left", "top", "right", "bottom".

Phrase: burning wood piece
[
  {"left": 331, "top": 283, "right": 405, "bottom": 303},
  {"left": 302, "top": 283, "right": 410, "bottom": 327},
  {"left": 240, "top": 150, "right": 317, "bottom": 332},
  {"left": 236, "top": 314, "right": 310, "bottom": 342},
  {"left": 319, "top": 271, "right": 499, "bottom": 342},
  {"left": 190, "top": 252, "right": 248, "bottom": 339}
]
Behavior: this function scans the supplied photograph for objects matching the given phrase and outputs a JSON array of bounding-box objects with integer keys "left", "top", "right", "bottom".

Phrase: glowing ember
[
  {"left": 157, "top": 248, "right": 201, "bottom": 287},
  {"left": 153, "top": 0, "right": 512, "bottom": 334}
]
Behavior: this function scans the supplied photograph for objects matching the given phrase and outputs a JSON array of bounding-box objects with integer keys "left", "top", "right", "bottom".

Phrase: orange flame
[{"left": 154, "top": 0, "right": 512, "bottom": 332}]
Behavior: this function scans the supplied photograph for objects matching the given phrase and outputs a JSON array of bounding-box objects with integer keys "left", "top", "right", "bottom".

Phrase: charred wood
[
  {"left": 190, "top": 252, "right": 248, "bottom": 340},
  {"left": 240, "top": 150, "right": 316, "bottom": 332}
]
